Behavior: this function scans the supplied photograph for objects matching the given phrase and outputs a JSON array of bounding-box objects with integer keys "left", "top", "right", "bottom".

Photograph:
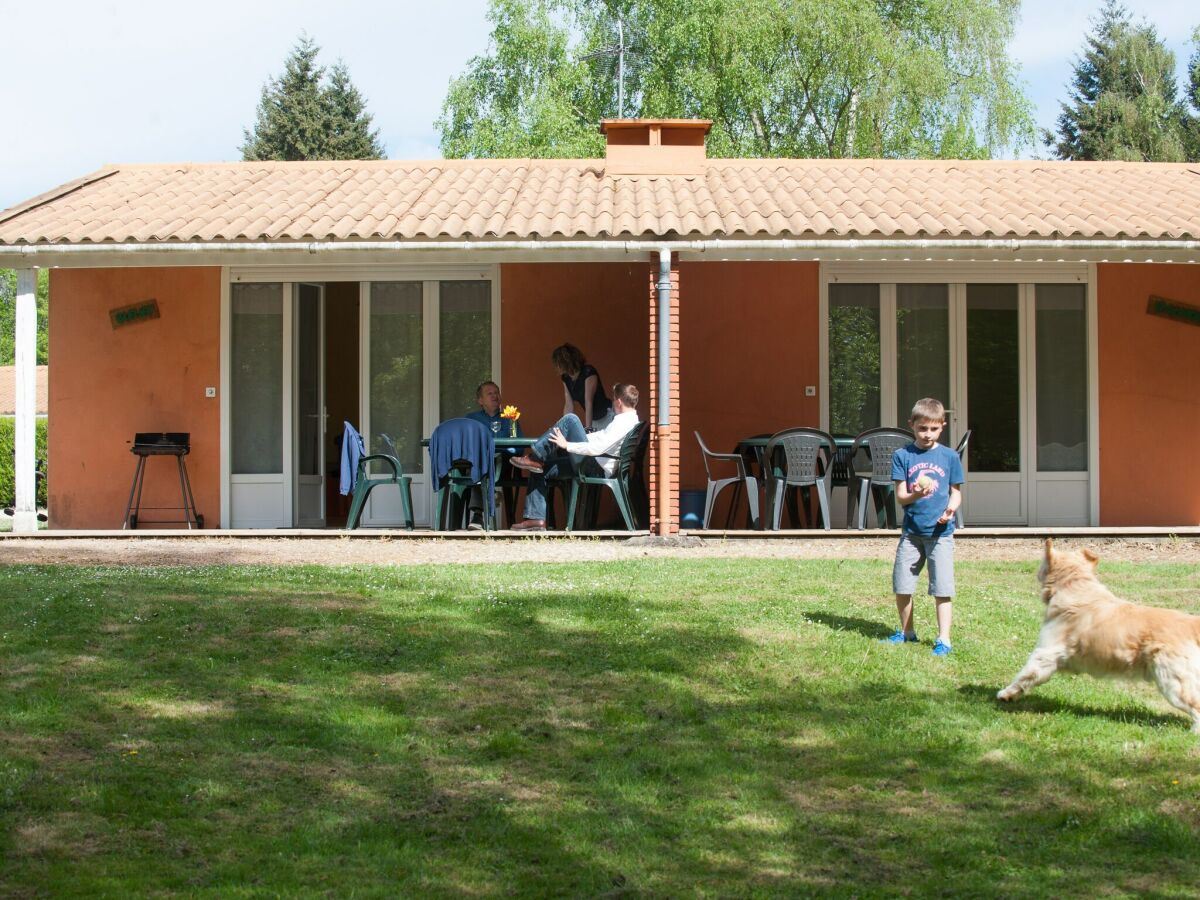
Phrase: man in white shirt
[{"left": 509, "top": 383, "right": 640, "bottom": 531}]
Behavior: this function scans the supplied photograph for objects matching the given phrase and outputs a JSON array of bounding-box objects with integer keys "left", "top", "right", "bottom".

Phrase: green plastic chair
[
  {"left": 763, "top": 427, "right": 836, "bottom": 530},
  {"left": 434, "top": 460, "right": 496, "bottom": 531},
  {"left": 345, "top": 444, "right": 414, "bottom": 531},
  {"left": 563, "top": 421, "right": 648, "bottom": 531},
  {"left": 846, "top": 427, "right": 913, "bottom": 529},
  {"left": 428, "top": 419, "right": 496, "bottom": 531}
]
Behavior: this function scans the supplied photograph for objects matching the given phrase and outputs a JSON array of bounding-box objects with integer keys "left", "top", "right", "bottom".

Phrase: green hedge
[{"left": 0, "top": 417, "right": 48, "bottom": 508}]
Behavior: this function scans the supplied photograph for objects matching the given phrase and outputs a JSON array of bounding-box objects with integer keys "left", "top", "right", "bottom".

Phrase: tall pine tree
[
  {"left": 324, "top": 63, "right": 386, "bottom": 160},
  {"left": 242, "top": 36, "right": 384, "bottom": 161},
  {"left": 1046, "top": 0, "right": 1189, "bottom": 161}
]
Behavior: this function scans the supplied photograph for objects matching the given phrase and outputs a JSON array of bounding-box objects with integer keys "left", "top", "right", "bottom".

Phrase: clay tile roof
[
  {"left": 1, "top": 158, "right": 1199, "bottom": 245},
  {"left": 0, "top": 366, "right": 49, "bottom": 416}
]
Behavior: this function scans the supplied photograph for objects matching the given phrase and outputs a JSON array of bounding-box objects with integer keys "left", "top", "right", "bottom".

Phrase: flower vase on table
[{"left": 500, "top": 405, "right": 521, "bottom": 439}]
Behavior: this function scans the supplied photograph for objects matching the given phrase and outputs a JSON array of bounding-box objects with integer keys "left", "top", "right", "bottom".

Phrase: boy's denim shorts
[{"left": 892, "top": 532, "right": 955, "bottom": 597}]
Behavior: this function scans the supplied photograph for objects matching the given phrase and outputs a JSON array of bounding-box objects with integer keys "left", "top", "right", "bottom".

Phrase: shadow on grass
[
  {"left": 802, "top": 611, "right": 894, "bottom": 640},
  {"left": 958, "top": 683, "right": 1190, "bottom": 730},
  {"left": 2, "top": 563, "right": 1199, "bottom": 896}
]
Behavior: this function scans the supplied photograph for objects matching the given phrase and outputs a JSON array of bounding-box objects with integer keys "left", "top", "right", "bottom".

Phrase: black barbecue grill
[{"left": 122, "top": 432, "right": 203, "bottom": 529}]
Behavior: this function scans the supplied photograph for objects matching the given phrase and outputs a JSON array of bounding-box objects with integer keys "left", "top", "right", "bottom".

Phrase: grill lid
[{"left": 131, "top": 432, "right": 190, "bottom": 453}]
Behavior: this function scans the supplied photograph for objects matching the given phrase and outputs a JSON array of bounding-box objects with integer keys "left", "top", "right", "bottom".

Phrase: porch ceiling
[{"left": 2, "top": 158, "right": 1199, "bottom": 250}]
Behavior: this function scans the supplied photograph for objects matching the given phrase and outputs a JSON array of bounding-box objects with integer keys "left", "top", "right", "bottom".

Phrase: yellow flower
[{"left": 501, "top": 404, "right": 521, "bottom": 420}]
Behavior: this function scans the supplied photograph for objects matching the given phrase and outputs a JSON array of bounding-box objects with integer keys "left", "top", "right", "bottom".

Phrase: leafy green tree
[
  {"left": 0, "top": 269, "right": 49, "bottom": 365},
  {"left": 438, "top": 0, "right": 1034, "bottom": 160},
  {"left": 1186, "top": 27, "right": 1200, "bottom": 159},
  {"left": 242, "top": 36, "right": 384, "bottom": 161},
  {"left": 1046, "top": 0, "right": 1190, "bottom": 162}
]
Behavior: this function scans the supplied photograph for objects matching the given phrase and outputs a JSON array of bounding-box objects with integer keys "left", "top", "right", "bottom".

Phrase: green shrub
[{"left": 0, "top": 417, "right": 48, "bottom": 508}]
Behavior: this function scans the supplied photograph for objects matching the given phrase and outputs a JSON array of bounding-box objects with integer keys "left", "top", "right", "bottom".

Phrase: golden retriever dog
[{"left": 997, "top": 539, "right": 1200, "bottom": 733}]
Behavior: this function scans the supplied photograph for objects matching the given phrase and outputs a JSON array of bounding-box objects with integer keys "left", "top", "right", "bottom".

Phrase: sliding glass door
[
  {"left": 825, "top": 276, "right": 1091, "bottom": 526},
  {"left": 226, "top": 270, "right": 496, "bottom": 529},
  {"left": 229, "top": 282, "right": 288, "bottom": 527},
  {"left": 962, "top": 285, "right": 1023, "bottom": 523},
  {"left": 356, "top": 277, "right": 495, "bottom": 528}
]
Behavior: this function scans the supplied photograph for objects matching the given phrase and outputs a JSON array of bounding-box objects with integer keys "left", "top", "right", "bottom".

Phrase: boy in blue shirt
[{"left": 886, "top": 398, "right": 964, "bottom": 656}]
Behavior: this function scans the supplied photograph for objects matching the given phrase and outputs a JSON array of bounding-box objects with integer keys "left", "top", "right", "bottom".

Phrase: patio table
[
  {"left": 733, "top": 434, "right": 857, "bottom": 529},
  {"left": 419, "top": 437, "right": 536, "bottom": 450}
]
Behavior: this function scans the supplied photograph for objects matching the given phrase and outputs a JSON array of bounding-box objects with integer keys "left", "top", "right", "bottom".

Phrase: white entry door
[
  {"left": 228, "top": 282, "right": 290, "bottom": 528},
  {"left": 294, "top": 283, "right": 326, "bottom": 527}
]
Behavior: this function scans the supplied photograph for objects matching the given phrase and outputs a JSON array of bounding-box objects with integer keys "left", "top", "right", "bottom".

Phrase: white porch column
[{"left": 13, "top": 268, "right": 38, "bottom": 532}]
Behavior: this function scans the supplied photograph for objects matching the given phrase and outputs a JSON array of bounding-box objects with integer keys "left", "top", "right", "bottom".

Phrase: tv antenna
[{"left": 582, "top": 16, "right": 645, "bottom": 118}]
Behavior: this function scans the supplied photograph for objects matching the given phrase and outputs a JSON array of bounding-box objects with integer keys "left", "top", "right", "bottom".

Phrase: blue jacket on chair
[
  {"left": 339, "top": 421, "right": 364, "bottom": 495},
  {"left": 428, "top": 418, "right": 496, "bottom": 518}
]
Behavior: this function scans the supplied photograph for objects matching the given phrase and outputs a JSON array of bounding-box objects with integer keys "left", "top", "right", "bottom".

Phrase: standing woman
[{"left": 552, "top": 343, "right": 612, "bottom": 430}]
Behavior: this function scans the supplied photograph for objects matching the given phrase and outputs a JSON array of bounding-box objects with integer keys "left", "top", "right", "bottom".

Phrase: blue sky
[{"left": 0, "top": 0, "right": 1195, "bottom": 211}]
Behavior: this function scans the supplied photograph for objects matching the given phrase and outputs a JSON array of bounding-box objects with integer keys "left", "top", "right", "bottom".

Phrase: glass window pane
[
  {"left": 828, "top": 283, "right": 880, "bottom": 436},
  {"left": 231, "top": 283, "right": 282, "bottom": 474},
  {"left": 297, "top": 285, "right": 320, "bottom": 477},
  {"left": 439, "top": 280, "right": 492, "bottom": 421},
  {"left": 369, "top": 282, "right": 423, "bottom": 472},
  {"left": 896, "top": 284, "right": 950, "bottom": 443},
  {"left": 966, "top": 284, "right": 1020, "bottom": 472},
  {"left": 1036, "top": 285, "right": 1087, "bottom": 471}
]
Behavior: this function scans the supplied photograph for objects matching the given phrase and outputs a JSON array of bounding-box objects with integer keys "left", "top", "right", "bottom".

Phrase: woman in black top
[{"left": 551, "top": 343, "right": 612, "bottom": 430}]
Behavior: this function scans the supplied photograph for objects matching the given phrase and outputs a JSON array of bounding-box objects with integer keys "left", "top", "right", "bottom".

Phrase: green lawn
[{"left": 2, "top": 558, "right": 1199, "bottom": 897}]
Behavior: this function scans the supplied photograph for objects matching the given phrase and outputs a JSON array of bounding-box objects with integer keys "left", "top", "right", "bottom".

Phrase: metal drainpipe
[{"left": 656, "top": 247, "right": 672, "bottom": 535}]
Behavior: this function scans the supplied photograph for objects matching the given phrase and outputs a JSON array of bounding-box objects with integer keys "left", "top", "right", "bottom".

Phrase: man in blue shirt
[
  {"left": 886, "top": 398, "right": 965, "bottom": 656},
  {"left": 465, "top": 381, "right": 521, "bottom": 529},
  {"left": 465, "top": 381, "right": 522, "bottom": 438}
]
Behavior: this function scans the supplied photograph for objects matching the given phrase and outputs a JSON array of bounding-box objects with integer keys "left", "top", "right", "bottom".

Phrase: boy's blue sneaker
[
  {"left": 932, "top": 639, "right": 953, "bottom": 656},
  {"left": 883, "top": 630, "right": 918, "bottom": 644}
]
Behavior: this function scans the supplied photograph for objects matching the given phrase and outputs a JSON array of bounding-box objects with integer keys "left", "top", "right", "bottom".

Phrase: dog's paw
[{"left": 996, "top": 687, "right": 1020, "bottom": 702}]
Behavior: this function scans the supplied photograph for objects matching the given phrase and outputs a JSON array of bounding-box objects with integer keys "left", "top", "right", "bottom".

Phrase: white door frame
[{"left": 221, "top": 280, "right": 294, "bottom": 528}]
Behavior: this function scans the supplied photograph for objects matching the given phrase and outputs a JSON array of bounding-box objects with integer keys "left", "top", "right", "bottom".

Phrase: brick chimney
[{"left": 600, "top": 119, "right": 712, "bottom": 176}]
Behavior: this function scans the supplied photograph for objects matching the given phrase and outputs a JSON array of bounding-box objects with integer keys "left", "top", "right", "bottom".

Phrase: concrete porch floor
[{"left": 3, "top": 525, "right": 1200, "bottom": 540}]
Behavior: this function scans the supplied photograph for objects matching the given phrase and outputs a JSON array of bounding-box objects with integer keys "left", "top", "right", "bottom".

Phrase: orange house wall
[
  {"left": 499, "top": 262, "right": 652, "bottom": 431},
  {"left": 678, "top": 261, "right": 820, "bottom": 491},
  {"left": 1098, "top": 263, "right": 1200, "bottom": 525},
  {"left": 54, "top": 258, "right": 1194, "bottom": 529},
  {"left": 48, "top": 267, "right": 221, "bottom": 529}
]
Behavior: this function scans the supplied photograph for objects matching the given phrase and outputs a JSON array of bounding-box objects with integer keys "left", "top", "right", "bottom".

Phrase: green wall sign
[
  {"left": 109, "top": 299, "right": 160, "bottom": 329},
  {"left": 1147, "top": 295, "right": 1200, "bottom": 328}
]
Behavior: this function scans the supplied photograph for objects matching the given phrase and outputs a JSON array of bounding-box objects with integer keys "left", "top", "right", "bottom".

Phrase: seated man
[
  {"left": 509, "top": 383, "right": 640, "bottom": 531},
  {"left": 465, "top": 380, "right": 521, "bottom": 437},
  {"left": 465, "top": 380, "right": 520, "bottom": 529}
]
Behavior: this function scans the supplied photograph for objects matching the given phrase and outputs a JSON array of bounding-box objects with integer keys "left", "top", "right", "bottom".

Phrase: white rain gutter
[{"left": 3, "top": 236, "right": 1200, "bottom": 257}]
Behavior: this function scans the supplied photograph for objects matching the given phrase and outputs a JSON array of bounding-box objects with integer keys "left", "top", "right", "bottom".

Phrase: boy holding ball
[{"left": 885, "top": 398, "right": 964, "bottom": 656}]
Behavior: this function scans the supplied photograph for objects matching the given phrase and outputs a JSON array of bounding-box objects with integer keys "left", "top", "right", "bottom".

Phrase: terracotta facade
[
  {"left": 47, "top": 267, "right": 221, "bottom": 530},
  {"left": 39, "top": 260, "right": 1200, "bottom": 529}
]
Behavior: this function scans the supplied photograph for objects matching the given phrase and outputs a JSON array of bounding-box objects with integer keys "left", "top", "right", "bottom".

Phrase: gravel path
[{"left": 3, "top": 534, "right": 1200, "bottom": 566}]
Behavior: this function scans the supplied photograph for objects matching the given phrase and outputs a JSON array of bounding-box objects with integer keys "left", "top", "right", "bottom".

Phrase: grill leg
[
  {"left": 180, "top": 458, "right": 201, "bottom": 528},
  {"left": 175, "top": 456, "right": 200, "bottom": 529},
  {"left": 123, "top": 456, "right": 147, "bottom": 529}
]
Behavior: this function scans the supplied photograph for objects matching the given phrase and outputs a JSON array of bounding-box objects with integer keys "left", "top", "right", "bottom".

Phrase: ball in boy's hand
[{"left": 914, "top": 475, "right": 933, "bottom": 492}]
